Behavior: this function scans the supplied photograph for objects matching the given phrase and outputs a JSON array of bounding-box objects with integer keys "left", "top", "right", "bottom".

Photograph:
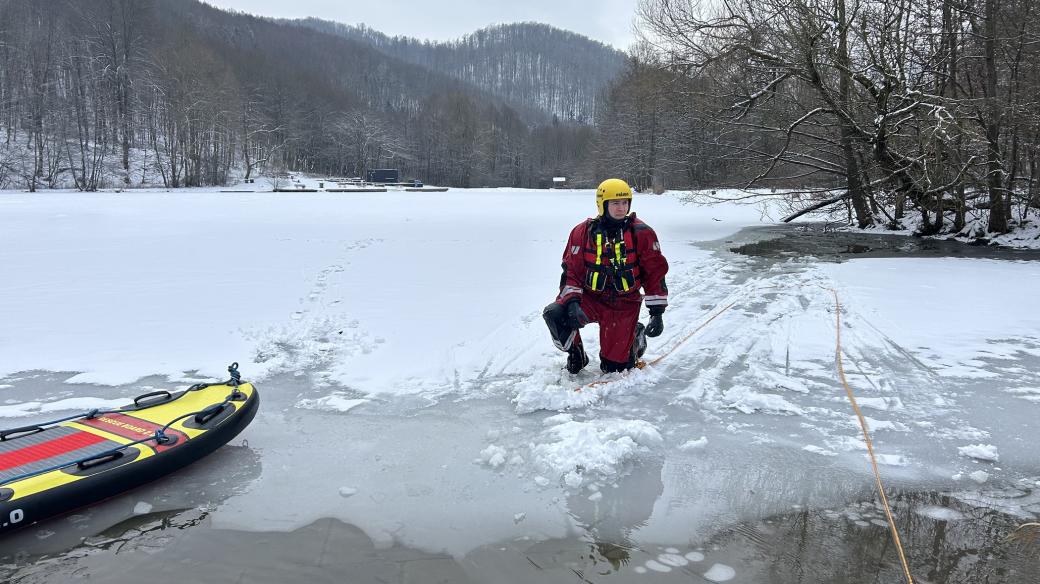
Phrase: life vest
[{"left": 583, "top": 220, "right": 640, "bottom": 294}]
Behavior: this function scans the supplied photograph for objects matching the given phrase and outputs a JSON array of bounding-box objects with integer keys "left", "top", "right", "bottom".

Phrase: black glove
[
  {"left": 567, "top": 301, "right": 590, "bottom": 329},
  {"left": 646, "top": 314, "right": 664, "bottom": 337}
]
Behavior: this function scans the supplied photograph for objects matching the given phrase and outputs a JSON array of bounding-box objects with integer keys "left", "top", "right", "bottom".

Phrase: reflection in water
[
  {"left": 463, "top": 487, "right": 1039, "bottom": 583},
  {"left": 0, "top": 443, "right": 261, "bottom": 567},
  {"left": 3, "top": 488, "right": 1036, "bottom": 583},
  {"left": 728, "top": 223, "right": 1040, "bottom": 263},
  {"left": 564, "top": 459, "right": 665, "bottom": 573},
  {"left": 593, "top": 541, "right": 632, "bottom": 572},
  {"left": 705, "top": 490, "right": 1040, "bottom": 584},
  {"left": 1007, "top": 521, "right": 1040, "bottom": 562},
  {"left": 2, "top": 516, "right": 473, "bottom": 584}
]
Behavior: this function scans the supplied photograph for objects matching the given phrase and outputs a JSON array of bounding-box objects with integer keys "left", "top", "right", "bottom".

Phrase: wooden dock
[{"left": 325, "top": 188, "right": 388, "bottom": 192}]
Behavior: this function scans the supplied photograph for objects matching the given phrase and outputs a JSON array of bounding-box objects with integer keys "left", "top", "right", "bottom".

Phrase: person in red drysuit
[{"left": 543, "top": 178, "right": 669, "bottom": 374}]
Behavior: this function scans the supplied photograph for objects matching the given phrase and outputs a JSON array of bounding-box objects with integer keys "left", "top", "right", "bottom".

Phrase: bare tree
[
  {"left": 636, "top": 0, "right": 1039, "bottom": 234},
  {"left": 638, "top": 0, "right": 878, "bottom": 226}
]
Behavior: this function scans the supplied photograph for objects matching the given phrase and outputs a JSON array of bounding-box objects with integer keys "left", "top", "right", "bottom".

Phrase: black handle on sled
[
  {"left": 0, "top": 425, "right": 44, "bottom": 441},
  {"left": 133, "top": 390, "right": 173, "bottom": 408},
  {"left": 77, "top": 451, "right": 124, "bottom": 469},
  {"left": 194, "top": 403, "right": 227, "bottom": 425}
]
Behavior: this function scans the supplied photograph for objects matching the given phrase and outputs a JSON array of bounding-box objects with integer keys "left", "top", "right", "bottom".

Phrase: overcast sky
[{"left": 203, "top": 0, "right": 641, "bottom": 50}]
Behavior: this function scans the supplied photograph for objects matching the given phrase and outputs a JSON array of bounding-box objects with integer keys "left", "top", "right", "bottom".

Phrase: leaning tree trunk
[
  {"left": 984, "top": 0, "right": 1008, "bottom": 233},
  {"left": 945, "top": 0, "right": 968, "bottom": 232},
  {"left": 836, "top": 0, "right": 872, "bottom": 227}
]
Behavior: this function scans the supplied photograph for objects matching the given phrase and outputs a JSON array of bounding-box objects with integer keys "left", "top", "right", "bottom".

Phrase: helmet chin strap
[{"left": 599, "top": 212, "right": 629, "bottom": 229}]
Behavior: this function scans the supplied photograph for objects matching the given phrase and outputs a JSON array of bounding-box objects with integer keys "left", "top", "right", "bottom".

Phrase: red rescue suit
[{"left": 556, "top": 213, "right": 669, "bottom": 364}]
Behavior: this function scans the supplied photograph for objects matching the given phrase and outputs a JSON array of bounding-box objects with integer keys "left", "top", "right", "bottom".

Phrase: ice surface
[
  {"left": 803, "top": 445, "right": 838, "bottom": 457},
  {"left": 679, "top": 436, "right": 708, "bottom": 450},
  {"left": 970, "top": 470, "right": 991, "bottom": 484},
  {"left": 532, "top": 417, "right": 663, "bottom": 487},
  {"left": 2, "top": 188, "right": 1039, "bottom": 569},
  {"left": 916, "top": 505, "right": 966, "bottom": 522},
  {"left": 658, "top": 552, "right": 689, "bottom": 566},
  {"left": 0, "top": 397, "right": 128, "bottom": 417},
  {"left": 686, "top": 551, "right": 706, "bottom": 562},
  {"left": 958, "top": 443, "right": 1000, "bottom": 462},
  {"left": 296, "top": 394, "right": 369, "bottom": 413},
  {"left": 0, "top": 189, "right": 770, "bottom": 388},
  {"left": 704, "top": 563, "right": 737, "bottom": 581}
]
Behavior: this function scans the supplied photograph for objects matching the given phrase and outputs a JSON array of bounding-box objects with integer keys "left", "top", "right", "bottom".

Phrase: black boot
[
  {"left": 600, "top": 355, "right": 634, "bottom": 373},
  {"left": 567, "top": 343, "right": 589, "bottom": 374},
  {"left": 543, "top": 302, "right": 577, "bottom": 351},
  {"left": 631, "top": 322, "right": 647, "bottom": 361}
]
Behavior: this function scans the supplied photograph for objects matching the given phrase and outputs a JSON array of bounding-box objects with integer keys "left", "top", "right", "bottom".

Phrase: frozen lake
[{"left": 1, "top": 190, "right": 1038, "bottom": 582}]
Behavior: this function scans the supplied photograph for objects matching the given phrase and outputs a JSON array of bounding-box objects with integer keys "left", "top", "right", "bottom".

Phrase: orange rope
[
  {"left": 828, "top": 288, "right": 914, "bottom": 584},
  {"left": 647, "top": 300, "right": 737, "bottom": 367},
  {"left": 574, "top": 300, "right": 738, "bottom": 392},
  {"left": 569, "top": 285, "right": 914, "bottom": 583}
]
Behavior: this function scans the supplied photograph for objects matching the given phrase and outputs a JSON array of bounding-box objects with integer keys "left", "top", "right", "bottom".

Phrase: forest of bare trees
[
  {"left": 297, "top": 20, "right": 625, "bottom": 125},
  {"left": 0, "top": 0, "right": 612, "bottom": 191},
  {"left": 601, "top": 0, "right": 1040, "bottom": 233},
  {"left": 3, "top": 0, "right": 1038, "bottom": 238}
]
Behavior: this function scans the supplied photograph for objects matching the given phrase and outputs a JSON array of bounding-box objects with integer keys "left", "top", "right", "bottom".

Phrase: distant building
[
  {"left": 367, "top": 169, "right": 400, "bottom": 184},
  {"left": 552, "top": 177, "right": 566, "bottom": 188}
]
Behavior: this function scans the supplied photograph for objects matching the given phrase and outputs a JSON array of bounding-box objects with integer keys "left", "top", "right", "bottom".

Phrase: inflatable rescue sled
[{"left": 0, "top": 363, "right": 258, "bottom": 535}]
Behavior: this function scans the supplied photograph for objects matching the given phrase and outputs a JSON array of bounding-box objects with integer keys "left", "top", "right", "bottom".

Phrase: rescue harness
[{"left": 584, "top": 220, "right": 639, "bottom": 294}]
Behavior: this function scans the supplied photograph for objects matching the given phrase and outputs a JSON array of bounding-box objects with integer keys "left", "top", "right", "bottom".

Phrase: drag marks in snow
[
  {"left": 972, "top": 338, "right": 1040, "bottom": 403},
  {"left": 504, "top": 258, "right": 882, "bottom": 495},
  {"left": 247, "top": 315, "right": 377, "bottom": 381},
  {"left": 1008, "top": 386, "right": 1040, "bottom": 402},
  {"left": 739, "top": 266, "right": 1027, "bottom": 486},
  {"left": 508, "top": 255, "right": 757, "bottom": 415},
  {"left": 669, "top": 267, "right": 838, "bottom": 415},
  {"left": 658, "top": 260, "right": 974, "bottom": 475},
  {"left": 503, "top": 245, "right": 1021, "bottom": 502},
  {"left": 244, "top": 240, "right": 385, "bottom": 384}
]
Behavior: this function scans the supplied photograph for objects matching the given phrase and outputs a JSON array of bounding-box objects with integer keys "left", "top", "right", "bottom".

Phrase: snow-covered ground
[{"left": 1, "top": 188, "right": 1038, "bottom": 581}]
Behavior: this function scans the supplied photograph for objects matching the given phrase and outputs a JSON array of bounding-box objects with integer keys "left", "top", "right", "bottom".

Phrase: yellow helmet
[{"left": 596, "top": 178, "right": 632, "bottom": 216}]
